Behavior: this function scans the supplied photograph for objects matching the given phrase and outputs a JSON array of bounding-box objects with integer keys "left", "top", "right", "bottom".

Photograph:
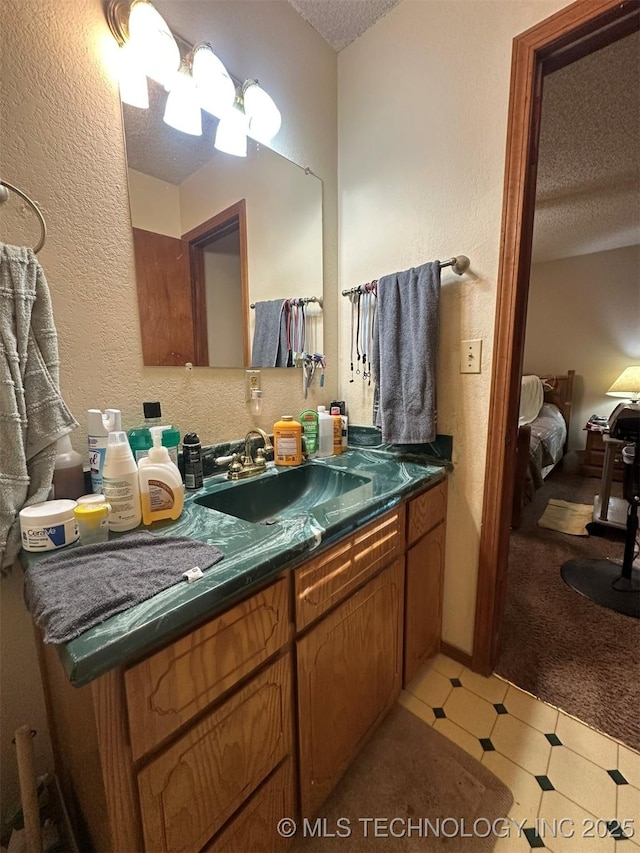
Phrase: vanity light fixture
[
  {"left": 105, "top": 0, "right": 282, "bottom": 150},
  {"left": 214, "top": 95, "right": 249, "bottom": 157},
  {"left": 242, "top": 79, "right": 282, "bottom": 143},
  {"left": 163, "top": 61, "right": 202, "bottom": 136},
  {"left": 191, "top": 42, "right": 236, "bottom": 120}
]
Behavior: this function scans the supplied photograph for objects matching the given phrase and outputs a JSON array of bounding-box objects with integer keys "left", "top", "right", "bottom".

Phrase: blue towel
[
  {"left": 251, "top": 299, "right": 289, "bottom": 367},
  {"left": 372, "top": 262, "right": 441, "bottom": 443}
]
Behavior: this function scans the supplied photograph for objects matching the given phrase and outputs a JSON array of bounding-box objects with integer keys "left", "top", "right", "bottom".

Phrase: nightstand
[{"left": 581, "top": 429, "right": 624, "bottom": 481}]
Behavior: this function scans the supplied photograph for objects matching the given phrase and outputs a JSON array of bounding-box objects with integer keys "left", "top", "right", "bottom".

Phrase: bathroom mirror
[{"left": 122, "top": 81, "right": 323, "bottom": 367}]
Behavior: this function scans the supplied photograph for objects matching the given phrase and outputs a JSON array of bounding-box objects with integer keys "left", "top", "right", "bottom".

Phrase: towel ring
[{"left": 0, "top": 181, "right": 47, "bottom": 254}]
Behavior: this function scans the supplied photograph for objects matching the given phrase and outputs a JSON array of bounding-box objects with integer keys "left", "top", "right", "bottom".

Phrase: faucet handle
[
  {"left": 228, "top": 453, "right": 244, "bottom": 475},
  {"left": 255, "top": 448, "right": 267, "bottom": 468}
]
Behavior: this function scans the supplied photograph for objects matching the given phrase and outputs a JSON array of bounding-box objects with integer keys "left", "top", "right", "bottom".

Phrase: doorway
[{"left": 472, "top": 0, "right": 640, "bottom": 675}]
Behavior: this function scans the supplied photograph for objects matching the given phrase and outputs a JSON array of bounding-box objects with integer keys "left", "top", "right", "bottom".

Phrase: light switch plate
[
  {"left": 461, "top": 339, "right": 482, "bottom": 374},
  {"left": 245, "top": 370, "right": 261, "bottom": 401}
]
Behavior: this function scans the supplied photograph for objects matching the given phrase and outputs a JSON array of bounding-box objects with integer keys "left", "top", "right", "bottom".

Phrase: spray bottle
[{"left": 87, "top": 409, "right": 122, "bottom": 493}]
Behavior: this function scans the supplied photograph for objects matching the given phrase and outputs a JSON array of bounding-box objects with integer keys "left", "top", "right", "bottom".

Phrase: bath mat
[
  {"left": 291, "top": 704, "right": 513, "bottom": 852},
  {"left": 537, "top": 499, "right": 593, "bottom": 536}
]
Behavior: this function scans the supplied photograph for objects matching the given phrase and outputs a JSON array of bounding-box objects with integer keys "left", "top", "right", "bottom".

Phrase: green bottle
[{"left": 127, "top": 401, "right": 161, "bottom": 462}]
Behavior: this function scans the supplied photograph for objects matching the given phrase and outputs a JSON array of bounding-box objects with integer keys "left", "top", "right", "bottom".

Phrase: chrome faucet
[{"left": 227, "top": 429, "right": 274, "bottom": 480}]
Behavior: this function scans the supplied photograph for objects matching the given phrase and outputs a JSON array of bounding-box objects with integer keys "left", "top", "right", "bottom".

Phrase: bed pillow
[{"left": 519, "top": 375, "right": 544, "bottom": 426}]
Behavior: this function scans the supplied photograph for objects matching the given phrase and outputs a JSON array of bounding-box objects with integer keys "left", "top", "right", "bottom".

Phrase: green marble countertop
[{"left": 28, "top": 446, "right": 448, "bottom": 687}]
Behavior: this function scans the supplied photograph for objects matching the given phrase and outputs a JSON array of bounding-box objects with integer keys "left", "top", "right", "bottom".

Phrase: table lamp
[{"left": 606, "top": 365, "right": 640, "bottom": 440}]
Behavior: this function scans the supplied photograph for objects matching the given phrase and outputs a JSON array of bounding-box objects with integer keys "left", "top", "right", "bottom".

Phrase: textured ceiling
[
  {"left": 532, "top": 31, "right": 640, "bottom": 262},
  {"left": 288, "top": 0, "right": 401, "bottom": 51}
]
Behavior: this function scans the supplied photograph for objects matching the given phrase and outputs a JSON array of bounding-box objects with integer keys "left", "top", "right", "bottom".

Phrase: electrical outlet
[
  {"left": 245, "top": 370, "right": 261, "bottom": 401},
  {"left": 460, "top": 339, "right": 482, "bottom": 374}
]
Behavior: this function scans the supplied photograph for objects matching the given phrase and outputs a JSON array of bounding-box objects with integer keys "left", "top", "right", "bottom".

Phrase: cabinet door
[
  {"left": 205, "top": 758, "right": 295, "bottom": 853},
  {"left": 404, "top": 522, "right": 445, "bottom": 685},
  {"left": 137, "top": 655, "right": 292, "bottom": 853},
  {"left": 297, "top": 559, "right": 404, "bottom": 817}
]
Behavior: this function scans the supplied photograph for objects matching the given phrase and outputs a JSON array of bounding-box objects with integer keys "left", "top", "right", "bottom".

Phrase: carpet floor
[
  {"left": 291, "top": 705, "right": 513, "bottom": 852},
  {"left": 496, "top": 468, "right": 640, "bottom": 751}
]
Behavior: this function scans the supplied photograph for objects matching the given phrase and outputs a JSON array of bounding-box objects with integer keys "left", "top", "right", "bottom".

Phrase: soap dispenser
[{"left": 138, "top": 427, "right": 185, "bottom": 525}]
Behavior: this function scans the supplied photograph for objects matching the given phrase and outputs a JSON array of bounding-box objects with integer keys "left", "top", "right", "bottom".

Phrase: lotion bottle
[
  {"left": 273, "top": 416, "right": 302, "bottom": 466},
  {"left": 102, "top": 431, "right": 141, "bottom": 531},
  {"left": 138, "top": 427, "right": 185, "bottom": 524}
]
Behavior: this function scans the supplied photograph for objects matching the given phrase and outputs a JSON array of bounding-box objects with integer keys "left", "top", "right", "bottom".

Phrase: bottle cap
[
  {"left": 149, "top": 426, "right": 171, "bottom": 462},
  {"left": 317, "top": 405, "right": 326, "bottom": 412},
  {"left": 281, "top": 415, "right": 293, "bottom": 421},
  {"left": 143, "top": 401, "right": 162, "bottom": 419},
  {"left": 183, "top": 433, "right": 201, "bottom": 445},
  {"left": 106, "top": 431, "right": 135, "bottom": 460}
]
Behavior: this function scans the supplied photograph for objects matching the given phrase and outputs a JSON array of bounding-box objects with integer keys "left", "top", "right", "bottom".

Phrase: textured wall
[
  {"left": 0, "top": 0, "right": 336, "bottom": 823},
  {"left": 525, "top": 245, "right": 640, "bottom": 449},
  {"left": 337, "top": 0, "right": 568, "bottom": 653}
]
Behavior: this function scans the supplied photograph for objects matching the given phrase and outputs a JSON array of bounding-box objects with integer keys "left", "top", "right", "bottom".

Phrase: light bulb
[
  {"left": 118, "top": 42, "right": 149, "bottom": 108},
  {"left": 242, "top": 79, "right": 281, "bottom": 143},
  {"left": 163, "top": 65, "right": 202, "bottom": 136},
  {"left": 127, "top": 0, "right": 180, "bottom": 87},
  {"left": 214, "top": 101, "right": 248, "bottom": 157},
  {"left": 191, "top": 42, "right": 236, "bottom": 119}
]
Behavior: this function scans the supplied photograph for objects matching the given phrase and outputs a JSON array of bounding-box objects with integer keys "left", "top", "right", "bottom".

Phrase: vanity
[{"left": 30, "top": 445, "right": 448, "bottom": 853}]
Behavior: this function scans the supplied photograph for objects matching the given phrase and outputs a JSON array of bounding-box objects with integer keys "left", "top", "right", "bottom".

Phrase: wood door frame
[
  {"left": 472, "top": 0, "right": 640, "bottom": 675},
  {"left": 182, "top": 199, "right": 249, "bottom": 367}
]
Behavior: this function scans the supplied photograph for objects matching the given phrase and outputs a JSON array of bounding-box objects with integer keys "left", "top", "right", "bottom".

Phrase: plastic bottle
[
  {"left": 183, "top": 433, "right": 204, "bottom": 490},
  {"left": 87, "top": 409, "right": 122, "bottom": 493},
  {"left": 273, "top": 416, "right": 302, "bottom": 466},
  {"left": 316, "top": 406, "right": 333, "bottom": 458},
  {"left": 299, "top": 410, "right": 319, "bottom": 458},
  {"left": 160, "top": 425, "right": 180, "bottom": 466},
  {"left": 52, "top": 434, "right": 85, "bottom": 500},
  {"left": 127, "top": 402, "right": 163, "bottom": 462},
  {"left": 331, "top": 403, "right": 349, "bottom": 451},
  {"left": 102, "top": 431, "right": 141, "bottom": 532},
  {"left": 138, "top": 427, "right": 185, "bottom": 525},
  {"left": 332, "top": 415, "right": 343, "bottom": 456}
]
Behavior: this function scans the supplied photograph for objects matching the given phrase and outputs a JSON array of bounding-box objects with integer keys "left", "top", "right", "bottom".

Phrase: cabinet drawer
[
  {"left": 137, "top": 655, "right": 293, "bottom": 853},
  {"left": 125, "top": 578, "right": 290, "bottom": 759},
  {"left": 407, "top": 480, "right": 447, "bottom": 546},
  {"left": 205, "top": 758, "right": 295, "bottom": 853},
  {"left": 295, "top": 508, "right": 403, "bottom": 631}
]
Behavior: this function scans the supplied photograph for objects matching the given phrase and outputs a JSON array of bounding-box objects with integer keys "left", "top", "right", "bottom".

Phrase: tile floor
[{"left": 400, "top": 653, "right": 640, "bottom": 852}]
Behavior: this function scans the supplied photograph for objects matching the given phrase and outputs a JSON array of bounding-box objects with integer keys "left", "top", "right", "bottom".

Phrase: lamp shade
[
  {"left": 118, "top": 42, "right": 149, "bottom": 108},
  {"left": 242, "top": 79, "right": 281, "bottom": 143},
  {"left": 214, "top": 101, "right": 248, "bottom": 157},
  {"left": 163, "top": 64, "right": 202, "bottom": 136},
  {"left": 606, "top": 366, "right": 640, "bottom": 400},
  {"left": 191, "top": 43, "right": 236, "bottom": 119},
  {"left": 127, "top": 0, "right": 180, "bottom": 86}
]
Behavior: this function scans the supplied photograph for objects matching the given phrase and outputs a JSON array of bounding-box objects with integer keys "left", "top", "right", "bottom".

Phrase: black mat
[{"left": 561, "top": 557, "right": 640, "bottom": 618}]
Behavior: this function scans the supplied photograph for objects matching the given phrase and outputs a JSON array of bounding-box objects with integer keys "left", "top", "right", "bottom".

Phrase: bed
[{"left": 511, "top": 370, "right": 575, "bottom": 529}]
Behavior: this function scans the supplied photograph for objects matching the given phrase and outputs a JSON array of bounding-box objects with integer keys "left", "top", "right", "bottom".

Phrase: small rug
[
  {"left": 291, "top": 705, "right": 513, "bottom": 852},
  {"left": 537, "top": 498, "right": 593, "bottom": 536}
]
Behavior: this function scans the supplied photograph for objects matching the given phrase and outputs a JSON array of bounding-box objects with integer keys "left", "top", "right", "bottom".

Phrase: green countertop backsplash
[{"left": 22, "top": 432, "right": 451, "bottom": 687}]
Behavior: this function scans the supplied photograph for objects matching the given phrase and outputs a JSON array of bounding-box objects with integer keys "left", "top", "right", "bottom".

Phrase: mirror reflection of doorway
[
  {"left": 132, "top": 199, "right": 249, "bottom": 367},
  {"left": 183, "top": 200, "right": 249, "bottom": 368}
]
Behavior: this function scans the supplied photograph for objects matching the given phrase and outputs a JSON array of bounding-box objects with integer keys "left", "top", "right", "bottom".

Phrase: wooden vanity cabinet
[{"left": 37, "top": 479, "right": 448, "bottom": 852}]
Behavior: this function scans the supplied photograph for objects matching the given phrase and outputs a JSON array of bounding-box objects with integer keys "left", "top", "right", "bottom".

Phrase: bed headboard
[{"left": 539, "top": 370, "right": 575, "bottom": 432}]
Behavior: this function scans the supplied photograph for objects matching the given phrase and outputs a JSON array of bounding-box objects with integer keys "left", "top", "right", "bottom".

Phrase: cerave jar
[{"left": 20, "top": 500, "right": 79, "bottom": 552}]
